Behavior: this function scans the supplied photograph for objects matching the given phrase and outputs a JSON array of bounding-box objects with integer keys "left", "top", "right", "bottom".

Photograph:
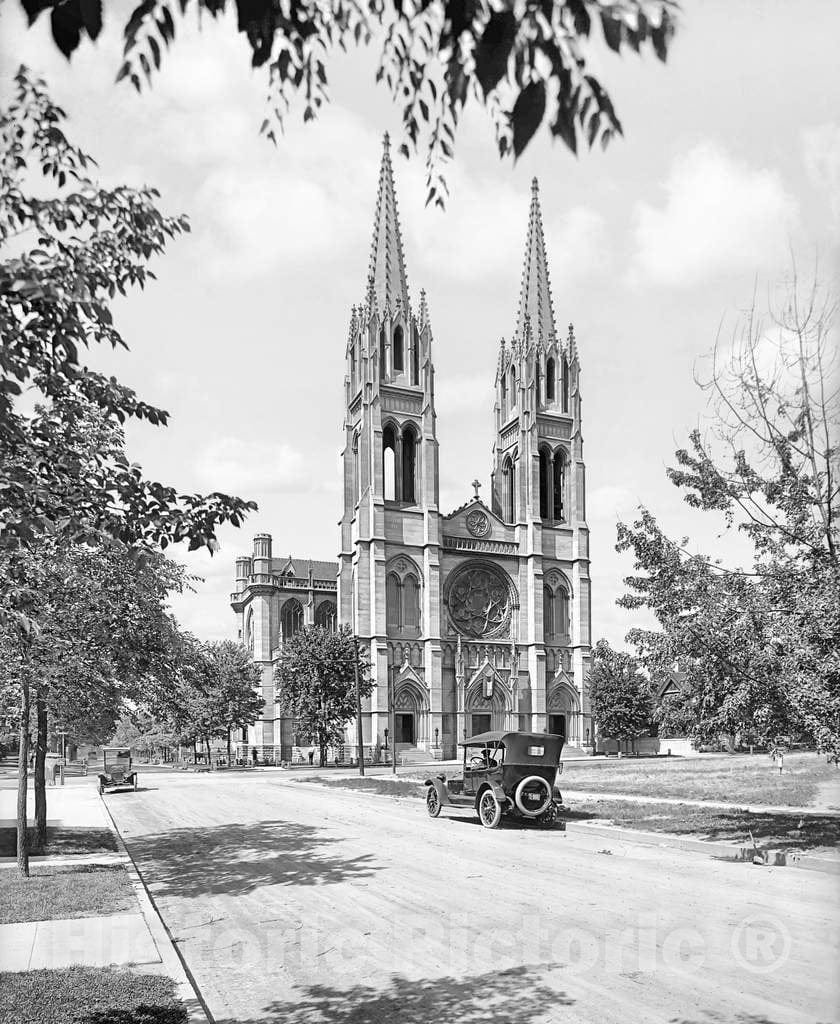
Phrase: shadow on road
[
  {"left": 124, "top": 819, "right": 379, "bottom": 898},
  {"left": 214, "top": 965, "right": 573, "bottom": 1024}
]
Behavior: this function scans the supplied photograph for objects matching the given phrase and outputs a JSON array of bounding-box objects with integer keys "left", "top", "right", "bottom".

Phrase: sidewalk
[
  {"left": 0, "top": 913, "right": 160, "bottom": 972},
  {"left": 0, "top": 781, "right": 209, "bottom": 1023}
]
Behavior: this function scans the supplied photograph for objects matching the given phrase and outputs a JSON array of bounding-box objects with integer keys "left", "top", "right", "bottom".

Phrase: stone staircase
[{"left": 395, "top": 745, "right": 437, "bottom": 766}]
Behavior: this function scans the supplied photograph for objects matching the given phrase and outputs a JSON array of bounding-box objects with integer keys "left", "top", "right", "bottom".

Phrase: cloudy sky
[{"left": 2, "top": 0, "right": 838, "bottom": 646}]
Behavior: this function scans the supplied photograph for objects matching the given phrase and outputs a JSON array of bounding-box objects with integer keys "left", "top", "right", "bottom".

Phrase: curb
[
  {"left": 98, "top": 795, "right": 213, "bottom": 1024},
  {"left": 563, "top": 820, "right": 840, "bottom": 875}
]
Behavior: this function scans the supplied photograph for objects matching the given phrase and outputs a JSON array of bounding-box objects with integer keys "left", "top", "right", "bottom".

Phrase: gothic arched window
[
  {"left": 543, "top": 586, "right": 554, "bottom": 636},
  {"left": 553, "top": 449, "right": 567, "bottom": 522},
  {"left": 386, "top": 573, "right": 402, "bottom": 632},
  {"left": 403, "top": 573, "right": 421, "bottom": 629},
  {"left": 352, "top": 431, "right": 361, "bottom": 502},
  {"left": 315, "top": 601, "right": 337, "bottom": 632},
  {"left": 401, "top": 425, "right": 416, "bottom": 503},
  {"left": 411, "top": 326, "right": 420, "bottom": 385},
  {"left": 544, "top": 576, "right": 571, "bottom": 640},
  {"left": 535, "top": 360, "right": 541, "bottom": 406},
  {"left": 281, "top": 599, "right": 303, "bottom": 642},
  {"left": 503, "top": 455, "right": 516, "bottom": 523},
  {"left": 500, "top": 373, "right": 507, "bottom": 419},
  {"left": 379, "top": 327, "right": 386, "bottom": 380},
  {"left": 561, "top": 356, "right": 569, "bottom": 412},
  {"left": 393, "top": 325, "right": 404, "bottom": 372},
  {"left": 546, "top": 357, "right": 555, "bottom": 401},
  {"left": 509, "top": 365, "right": 517, "bottom": 407},
  {"left": 350, "top": 345, "right": 356, "bottom": 389},
  {"left": 539, "top": 447, "right": 551, "bottom": 520},
  {"left": 382, "top": 424, "right": 397, "bottom": 501}
]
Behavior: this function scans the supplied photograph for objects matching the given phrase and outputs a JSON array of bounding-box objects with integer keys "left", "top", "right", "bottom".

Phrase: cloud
[
  {"left": 408, "top": 171, "right": 607, "bottom": 291},
  {"left": 435, "top": 374, "right": 495, "bottom": 416},
  {"left": 587, "top": 485, "right": 637, "bottom": 521},
  {"left": 802, "top": 123, "right": 840, "bottom": 223},
  {"left": 196, "top": 437, "right": 307, "bottom": 495},
  {"left": 628, "top": 143, "right": 798, "bottom": 287}
]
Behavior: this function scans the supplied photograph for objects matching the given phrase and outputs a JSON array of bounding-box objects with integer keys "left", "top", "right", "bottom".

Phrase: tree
[
  {"left": 1, "top": 71, "right": 257, "bottom": 875},
  {"left": 0, "top": 535, "right": 189, "bottom": 862},
  {"left": 154, "top": 636, "right": 263, "bottom": 763},
  {"left": 588, "top": 638, "right": 652, "bottom": 753},
  {"left": 17, "top": 1, "right": 677, "bottom": 205},
  {"left": 275, "top": 626, "right": 372, "bottom": 767},
  {"left": 617, "top": 265, "right": 839, "bottom": 752}
]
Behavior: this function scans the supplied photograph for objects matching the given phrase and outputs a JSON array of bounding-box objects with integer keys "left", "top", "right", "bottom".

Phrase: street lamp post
[{"left": 353, "top": 635, "right": 365, "bottom": 777}]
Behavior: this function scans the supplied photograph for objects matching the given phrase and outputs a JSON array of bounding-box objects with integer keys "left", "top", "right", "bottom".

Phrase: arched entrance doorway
[
  {"left": 393, "top": 679, "right": 429, "bottom": 749},
  {"left": 547, "top": 678, "right": 581, "bottom": 744}
]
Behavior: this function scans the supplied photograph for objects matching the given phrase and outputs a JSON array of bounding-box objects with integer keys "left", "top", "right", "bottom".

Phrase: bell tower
[
  {"left": 338, "top": 135, "right": 443, "bottom": 755},
  {"left": 489, "top": 178, "right": 591, "bottom": 743}
]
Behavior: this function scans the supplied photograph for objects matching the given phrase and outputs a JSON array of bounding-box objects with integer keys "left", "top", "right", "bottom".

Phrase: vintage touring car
[
  {"left": 424, "top": 730, "right": 564, "bottom": 829},
  {"left": 97, "top": 747, "right": 138, "bottom": 795}
]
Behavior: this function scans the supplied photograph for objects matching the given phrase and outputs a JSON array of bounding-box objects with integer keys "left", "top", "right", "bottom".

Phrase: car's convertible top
[{"left": 459, "top": 731, "right": 565, "bottom": 761}]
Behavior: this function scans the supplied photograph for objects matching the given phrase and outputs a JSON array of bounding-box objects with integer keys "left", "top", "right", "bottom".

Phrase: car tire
[
  {"left": 477, "top": 788, "right": 502, "bottom": 829},
  {"left": 514, "top": 776, "right": 553, "bottom": 817},
  {"left": 426, "top": 786, "right": 442, "bottom": 818}
]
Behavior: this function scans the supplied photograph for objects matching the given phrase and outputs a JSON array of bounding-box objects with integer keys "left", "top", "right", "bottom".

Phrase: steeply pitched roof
[
  {"left": 270, "top": 556, "right": 338, "bottom": 582},
  {"left": 515, "top": 178, "right": 557, "bottom": 349},
  {"left": 365, "top": 133, "right": 411, "bottom": 318}
]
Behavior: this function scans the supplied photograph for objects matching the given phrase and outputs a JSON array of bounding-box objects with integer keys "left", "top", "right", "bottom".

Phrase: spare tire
[{"left": 514, "top": 775, "right": 553, "bottom": 817}]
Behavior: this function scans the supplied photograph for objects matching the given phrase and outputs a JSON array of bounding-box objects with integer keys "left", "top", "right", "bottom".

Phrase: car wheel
[
  {"left": 514, "top": 776, "right": 553, "bottom": 817},
  {"left": 477, "top": 788, "right": 502, "bottom": 829},
  {"left": 426, "top": 786, "right": 442, "bottom": 818}
]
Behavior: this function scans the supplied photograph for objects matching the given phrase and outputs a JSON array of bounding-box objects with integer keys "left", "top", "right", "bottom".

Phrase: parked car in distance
[
  {"left": 97, "top": 747, "right": 138, "bottom": 795},
  {"left": 424, "top": 730, "right": 564, "bottom": 829}
]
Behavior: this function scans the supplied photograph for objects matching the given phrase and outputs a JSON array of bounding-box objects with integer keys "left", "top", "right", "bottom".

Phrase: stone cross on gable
[{"left": 471, "top": 479, "right": 482, "bottom": 499}]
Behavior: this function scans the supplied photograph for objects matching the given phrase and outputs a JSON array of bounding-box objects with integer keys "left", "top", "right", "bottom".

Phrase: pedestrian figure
[{"left": 308, "top": 747, "right": 315, "bottom": 766}]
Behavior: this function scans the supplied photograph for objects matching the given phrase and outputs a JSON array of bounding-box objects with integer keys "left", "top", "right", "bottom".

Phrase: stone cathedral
[{"left": 232, "top": 137, "right": 593, "bottom": 762}]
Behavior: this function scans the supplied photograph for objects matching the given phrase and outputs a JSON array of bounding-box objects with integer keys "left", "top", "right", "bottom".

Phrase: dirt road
[{"left": 105, "top": 772, "right": 839, "bottom": 1024}]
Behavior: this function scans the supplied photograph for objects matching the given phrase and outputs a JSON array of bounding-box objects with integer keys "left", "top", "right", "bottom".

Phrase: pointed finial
[
  {"left": 471, "top": 479, "right": 482, "bottom": 499},
  {"left": 383, "top": 131, "right": 390, "bottom": 150},
  {"left": 531, "top": 177, "right": 539, "bottom": 194},
  {"left": 418, "top": 287, "right": 429, "bottom": 328}
]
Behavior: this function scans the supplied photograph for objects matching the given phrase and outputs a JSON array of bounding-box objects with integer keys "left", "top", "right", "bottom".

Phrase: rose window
[{"left": 446, "top": 564, "right": 512, "bottom": 638}]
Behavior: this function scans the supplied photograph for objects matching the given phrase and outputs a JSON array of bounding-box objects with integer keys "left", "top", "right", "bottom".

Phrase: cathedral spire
[
  {"left": 365, "top": 133, "right": 410, "bottom": 318},
  {"left": 515, "top": 178, "right": 557, "bottom": 349}
]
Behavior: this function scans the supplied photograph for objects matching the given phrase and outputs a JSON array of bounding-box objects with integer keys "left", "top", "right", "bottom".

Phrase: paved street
[{"left": 105, "top": 773, "right": 839, "bottom": 1024}]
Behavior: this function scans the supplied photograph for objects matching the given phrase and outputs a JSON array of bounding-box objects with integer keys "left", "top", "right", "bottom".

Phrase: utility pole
[
  {"left": 353, "top": 635, "right": 365, "bottom": 777},
  {"left": 390, "top": 669, "right": 396, "bottom": 776}
]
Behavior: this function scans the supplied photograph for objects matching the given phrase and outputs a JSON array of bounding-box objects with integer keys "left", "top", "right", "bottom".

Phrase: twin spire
[
  {"left": 365, "top": 133, "right": 410, "bottom": 318},
  {"left": 363, "top": 140, "right": 565, "bottom": 357}
]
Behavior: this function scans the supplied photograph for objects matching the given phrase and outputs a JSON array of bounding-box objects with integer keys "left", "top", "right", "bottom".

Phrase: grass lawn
[
  {"left": 0, "top": 864, "right": 134, "bottom": 924},
  {"left": 565, "top": 799, "right": 840, "bottom": 856},
  {"left": 560, "top": 752, "right": 839, "bottom": 807},
  {"left": 0, "top": 966, "right": 186, "bottom": 1024},
  {"left": 0, "top": 826, "right": 117, "bottom": 858}
]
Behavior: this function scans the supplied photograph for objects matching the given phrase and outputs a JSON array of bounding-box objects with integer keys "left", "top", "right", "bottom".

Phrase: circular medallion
[
  {"left": 446, "top": 563, "right": 512, "bottom": 639},
  {"left": 466, "top": 509, "right": 489, "bottom": 537}
]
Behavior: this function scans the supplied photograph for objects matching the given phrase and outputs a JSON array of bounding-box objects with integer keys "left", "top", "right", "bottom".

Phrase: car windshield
[{"left": 464, "top": 742, "right": 504, "bottom": 770}]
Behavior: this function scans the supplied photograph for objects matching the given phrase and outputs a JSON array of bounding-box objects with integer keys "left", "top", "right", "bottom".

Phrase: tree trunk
[
  {"left": 204, "top": 735, "right": 212, "bottom": 767},
  {"left": 319, "top": 731, "right": 326, "bottom": 768},
  {"left": 226, "top": 727, "right": 231, "bottom": 765},
  {"left": 17, "top": 673, "right": 30, "bottom": 877},
  {"left": 34, "top": 687, "right": 48, "bottom": 850}
]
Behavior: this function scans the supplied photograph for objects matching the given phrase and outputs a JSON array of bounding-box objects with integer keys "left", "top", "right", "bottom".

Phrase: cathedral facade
[{"left": 232, "top": 137, "right": 593, "bottom": 761}]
